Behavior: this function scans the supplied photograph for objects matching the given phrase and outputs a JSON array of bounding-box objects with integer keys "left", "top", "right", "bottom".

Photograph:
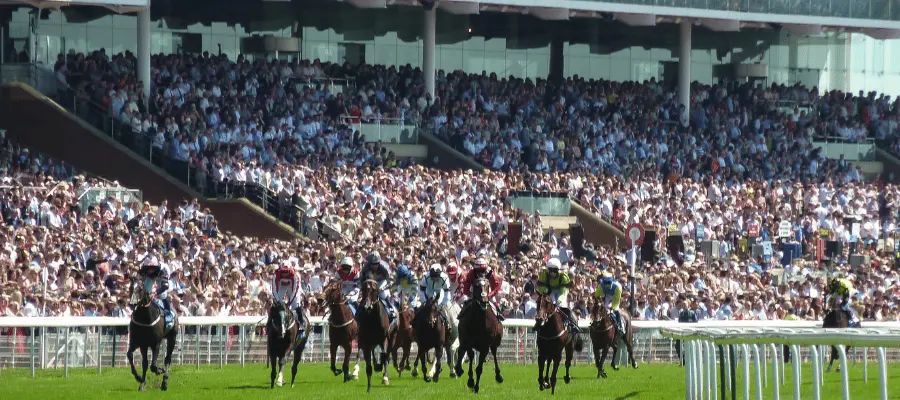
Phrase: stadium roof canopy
[{"left": 0, "top": 0, "right": 147, "bottom": 13}]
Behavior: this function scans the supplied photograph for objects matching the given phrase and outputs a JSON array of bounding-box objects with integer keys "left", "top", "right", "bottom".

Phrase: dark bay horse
[
  {"left": 126, "top": 284, "right": 177, "bottom": 392},
  {"left": 454, "top": 277, "right": 504, "bottom": 393},
  {"left": 589, "top": 303, "right": 638, "bottom": 378},
  {"left": 356, "top": 279, "right": 391, "bottom": 392},
  {"left": 533, "top": 293, "right": 583, "bottom": 394},
  {"left": 412, "top": 294, "right": 447, "bottom": 383},
  {"left": 267, "top": 301, "right": 310, "bottom": 388},
  {"left": 322, "top": 281, "right": 360, "bottom": 382},
  {"left": 390, "top": 293, "right": 415, "bottom": 377},
  {"left": 824, "top": 296, "right": 858, "bottom": 372}
]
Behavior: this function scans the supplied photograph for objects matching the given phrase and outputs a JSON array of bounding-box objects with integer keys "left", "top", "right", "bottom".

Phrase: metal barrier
[
  {"left": 341, "top": 116, "right": 419, "bottom": 144},
  {"left": 4, "top": 317, "right": 900, "bottom": 378}
]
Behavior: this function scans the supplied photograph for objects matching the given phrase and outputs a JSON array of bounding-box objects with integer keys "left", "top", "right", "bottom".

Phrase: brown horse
[
  {"left": 357, "top": 279, "right": 391, "bottom": 392},
  {"left": 454, "top": 277, "right": 504, "bottom": 393},
  {"left": 322, "top": 281, "right": 360, "bottom": 382},
  {"left": 266, "top": 301, "right": 311, "bottom": 388},
  {"left": 412, "top": 294, "right": 448, "bottom": 383},
  {"left": 533, "top": 293, "right": 583, "bottom": 394},
  {"left": 389, "top": 293, "right": 415, "bottom": 377},
  {"left": 589, "top": 303, "right": 638, "bottom": 378},
  {"left": 824, "top": 296, "right": 857, "bottom": 372}
]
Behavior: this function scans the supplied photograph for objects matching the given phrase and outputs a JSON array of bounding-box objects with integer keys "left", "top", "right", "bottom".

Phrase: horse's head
[
  {"left": 323, "top": 281, "right": 343, "bottom": 305},
  {"left": 534, "top": 293, "right": 557, "bottom": 328},
  {"left": 269, "top": 302, "right": 289, "bottom": 339},
  {"left": 359, "top": 279, "right": 380, "bottom": 309},
  {"left": 472, "top": 277, "right": 489, "bottom": 308}
]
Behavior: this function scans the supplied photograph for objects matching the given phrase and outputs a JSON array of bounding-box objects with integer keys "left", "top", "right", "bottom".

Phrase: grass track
[{"left": 3, "top": 361, "right": 900, "bottom": 399}]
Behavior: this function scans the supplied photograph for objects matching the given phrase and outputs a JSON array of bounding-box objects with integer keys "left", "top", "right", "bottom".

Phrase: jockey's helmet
[
  {"left": 829, "top": 278, "right": 840, "bottom": 292},
  {"left": 429, "top": 263, "right": 443, "bottom": 276},
  {"left": 598, "top": 271, "right": 613, "bottom": 281},
  {"left": 547, "top": 258, "right": 562, "bottom": 271},
  {"left": 340, "top": 257, "right": 354, "bottom": 269},
  {"left": 366, "top": 252, "right": 381, "bottom": 265},
  {"left": 473, "top": 257, "right": 489, "bottom": 271},
  {"left": 446, "top": 264, "right": 459, "bottom": 277},
  {"left": 397, "top": 265, "right": 411, "bottom": 279},
  {"left": 601, "top": 276, "right": 616, "bottom": 287}
]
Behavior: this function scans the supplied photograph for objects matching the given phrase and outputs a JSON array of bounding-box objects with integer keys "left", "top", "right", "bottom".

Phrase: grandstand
[{"left": 2, "top": 5, "right": 900, "bottom": 400}]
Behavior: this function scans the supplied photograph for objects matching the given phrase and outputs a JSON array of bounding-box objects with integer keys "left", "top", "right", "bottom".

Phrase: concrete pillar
[
  {"left": 549, "top": 35, "right": 564, "bottom": 85},
  {"left": 137, "top": 6, "right": 151, "bottom": 100},
  {"left": 678, "top": 21, "right": 692, "bottom": 126},
  {"left": 423, "top": 8, "right": 436, "bottom": 99}
]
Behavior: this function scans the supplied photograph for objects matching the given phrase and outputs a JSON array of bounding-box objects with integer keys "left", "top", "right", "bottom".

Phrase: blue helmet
[
  {"left": 397, "top": 265, "right": 411, "bottom": 279},
  {"left": 601, "top": 277, "right": 616, "bottom": 287}
]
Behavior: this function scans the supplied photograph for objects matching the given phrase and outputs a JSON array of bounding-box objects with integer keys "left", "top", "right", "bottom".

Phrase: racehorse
[
  {"left": 412, "top": 294, "right": 447, "bottom": 382},
  {"left": 824, "top": 296, "right": 858, "bottom": 372},
  {"left": 126, "top": 280, "right": 178, "bottom": 392},
  {"left": 356, "top": 279, "right": 391, "bottom": 392},
  {"left": 266, "top": 301, "right": 310, "bottom": 388},
  {"left": 321, "top": 281, "right": 360, "bottom": 382},
  {"left": 454, "top": 277, "right": 504, "bottom": 393},
  {"left": 389, "top": 292, "right": 415, "bottom": 377},
  {"left": 589, "top": 303, "right": 638, "bottom": 378},
  {"left": 533, "top": 293, "right": 583, "bottom": 394}
]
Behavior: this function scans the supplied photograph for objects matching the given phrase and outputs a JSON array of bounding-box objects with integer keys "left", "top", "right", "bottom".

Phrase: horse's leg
[
  {"left": 598, "top": 345, "right": 609, "bottom": 378},
  {"left": 352, "top": 347, "right": 361, "bottom": 379},
  {"left": 276, "top": 349, "right": 287, "bottom": 387},
  {"left": 390, "top": 333, "right": 400, "bottom": 375},
  {"left": 446, "top": 344, "right": 457, "bottom": 378},
  {"left": 139, "top": 346, "right": 149, "bottom": 392},
  {"left": 126, "top": 341, "right": 142, "bottom": 384},
  {"left": 290, "top": 338, "right": 306, "bottom": 388},
  {"left": 148, "top": 342, "right": 160, "bottom": 375},
  {"left": 381, "top": 339, "right": 390, "bottom": 386},
  {"left": 420, "top": 347, "right": 431, "bottom": 382},
  {"left": 564, "top": 340, "right": 574, "bottom": 384},
  {"left": 270, "top": 352, "right": 278, "bottom": 389},
  {"left": 611, "top": 344, "right": 620, "bottom": 370},
  {"left": 473, "top": 348, "right": 488, "bottom": 394},
  {"left": 403, "top": 341, "right": 412, "bottom": 372},
  {"left": 466, "top": 349, "right": 476, "bottom": 389},
  {"left": 626, "top": 328, "right": 639, "bottom": 369},
  {"left": 827, "top": 345, "right": 838, "bottom": 372},
  {"left": 593, "top": 341, "right": 603, "bottom": 378},
  {"left": 538, "top": 349, "right": 547, "bottom": 391},
  {"left": 491, "top": 344, "right": 503, "bottom": 383},
  {"left": 434, "top": 345, "right": 444, "bottom": 383},
  {"left": 161, "top": 333, "right": 176, "bottom": 391},
  {"left": 550, "top": 353, "right": 562, "bottom": 395},
  {"left": 364, "top": 348, "right": 374, "bottom": 393},
  {"left": 452, "top": 346, "right": 463, "bottom": 379},
  {"left": 330, "top": 342, "right": 341, "bottom": 376}
]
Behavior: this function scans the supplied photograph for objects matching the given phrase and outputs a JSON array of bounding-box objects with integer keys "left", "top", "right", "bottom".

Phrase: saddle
[{"left": 151, "top": 299, "right": 176, "bottom": 331}]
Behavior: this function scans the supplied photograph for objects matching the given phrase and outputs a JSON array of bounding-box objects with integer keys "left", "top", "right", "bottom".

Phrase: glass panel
[
  {"left": 482, "top": 51, "right": 506, "bottom": 75},
  {"left": 86, "top": 26, "right": 114, "bottom": 56},
  {"left": 440, "top": 47, "right": 464, "bottom": 73},
  {"left": 397, "top": 44, "right": 420, "bottom": 67},
  {"left": 691, "top": 62, "right": 713, "bottom": 84},
  {"left": 464, "top": 49, "right": 485, "bottom": 73},
  {"left": 851, "top": 0, "right": 872, "bottom": 18},
  {"left": 591, "top": 55, "right": 611, "bottom": 80},
  {"left": 831, "top": 0, "right": 851, "bottom": 17},
  {"left": 526, "top": 51, "right": 550, "bottom": 79},
  {"left": 374, "top": 44, "right": 398, "bottom": 67},
  {"left": 610, "top": 58, "right": 631, "bottom": 81},
  {"left": 112, "top": 28, "right": 137, "bottom": 55},
  {"left": 749, "top": 0, "right": 772, "bottom": 13},
  {"left": 567, "top": 56, "right": 591, "bottom": 78},
  {"left": 870, "top": 0, "right": 889, "bottom": 19},
  {"left": 504, "top": 50, "right": 527, "bottom": 78}
]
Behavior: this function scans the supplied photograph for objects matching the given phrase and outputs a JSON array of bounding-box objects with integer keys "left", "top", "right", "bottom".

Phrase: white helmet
[
  {"left": 429, "top": 263, "right": 443, "bottom": 274},
  {"left": 547, "top": 258, "right": 562, "bottom": 270},
  {"left": 340, "top": 257, "right": 354, "bottom": 268}
]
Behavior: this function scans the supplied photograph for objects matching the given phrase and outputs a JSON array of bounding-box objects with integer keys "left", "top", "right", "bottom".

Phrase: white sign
[{"left": 778, "top": 221, "right": 792, "bottom": 238}]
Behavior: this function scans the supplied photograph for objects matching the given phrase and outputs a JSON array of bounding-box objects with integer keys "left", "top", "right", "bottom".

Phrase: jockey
[
  {"left": 419, "top": 263, "right": 452, "bottom": 332},
  {"left": 827, "top": 277, "right": 859, "bottom": 325},
  {"left": 395, "top": 265, "right": 419, "bottom": 310},
  {"left": 360, "top": 252, "right": 396, "bottom": 321},
  {"left": 459, "top": 257, "right": 504, "bottom": 322},
  {"left": 137, "top": 252, "right": 175, "bottom": 330},
  {"left": 446, "top": 263, "right": 463, "bottom": 304},
  {"left": 537, "top": 258, "right": 579, "bottom": 334},
  {"left": 272, "top": 262, "right": 307, "bottom": 339},
  {"left": 595, "top": 272, "right": 624, "bottom": 338},
  {"left": 336, "top": 257, "right": 360, "bottom": 307}
]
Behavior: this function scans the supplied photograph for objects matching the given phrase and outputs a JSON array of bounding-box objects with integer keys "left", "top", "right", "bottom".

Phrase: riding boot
[
  {"left": 294, "top": 306, "right": 306, "bottom": 340},
  {"left": 440, "top": 308, "right": 451, "bottom": 332},
  {"left": 162, "top": 298, "right": 174, "bottom": 330},
  {"left": 563, "top": 308, "right": 580, "bottom": 334}
]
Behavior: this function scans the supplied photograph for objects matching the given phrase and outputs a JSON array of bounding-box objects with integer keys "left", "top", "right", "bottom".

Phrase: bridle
[{"left": 535, "top": 294, "right": 566, "bottom": 340}]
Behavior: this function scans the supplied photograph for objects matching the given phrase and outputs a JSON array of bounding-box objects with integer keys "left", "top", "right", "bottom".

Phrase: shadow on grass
[
  {"left": 227, "top": 385, "right": 270, "bottom": 390},
  {"left": 614, "top": 391, "right": 642, "bottom": 400}
]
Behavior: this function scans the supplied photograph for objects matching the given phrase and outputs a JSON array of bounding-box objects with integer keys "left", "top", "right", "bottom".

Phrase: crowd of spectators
[{"left": 12, "top": 48, "right": 897, "bottom": 323}]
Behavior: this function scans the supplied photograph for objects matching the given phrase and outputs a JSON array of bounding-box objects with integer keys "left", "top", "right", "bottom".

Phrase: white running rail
[{"left": 661, "top": 326, "right": 900, "bottom": 400}]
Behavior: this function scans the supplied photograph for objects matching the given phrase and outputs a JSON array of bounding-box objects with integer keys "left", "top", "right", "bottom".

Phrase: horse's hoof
[
  {"left": 455, "top": 367, "right": 464, "bottom": 377},
  {"left": 433, "top": 375, "right": 440, "bottom": 383},
  {"left": 411, "top": 369, "right": 418, "bottom": 377},
  {"left": 539, "top": 384, "right": 545, "bottom": 391},
  {"left": 564, "top": 376, "right": 571, "bottom": 384},
  {"left": 599, "top": 371, "right": 608, "bottom": 379},
  {"left": 139, "top": 384, "right": 147, "bottom": 392},
  {"left": 632, "top": 363, "right": 639, "bottom": 369},
  {"left": 133, "top": 375, "right": 143, "bottom": 384},
  {"left": 424, "top": 376, "right": 431, "bottom": 383},
  {"left": 611, "top": 365, "right": 620, "bottom": 371},
  {"left": 332, "top": 369, "right": 341, "bottom": 377},
  {"left": 382, "top": 377, "right": 390, "bottom": 385},
  {"left": 450, "top": 372, "right": 456, "bottom": 379},
  {"left": 161, "top": 382, "right": 168, "bottom": 391},
  {"left": 467, "top": 378, "right": 475, "bottom": 388},
  {"left": 495, "top": 374, "right": 503, "bottom": 384},
  {"left": 473, "top": 384, "right": 480, "bottom": 393}
]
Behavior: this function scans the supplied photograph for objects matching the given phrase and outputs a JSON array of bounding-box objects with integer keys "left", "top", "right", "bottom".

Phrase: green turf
[{"left": 2, "top": 361, "right": 900, "bottom": 399}]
